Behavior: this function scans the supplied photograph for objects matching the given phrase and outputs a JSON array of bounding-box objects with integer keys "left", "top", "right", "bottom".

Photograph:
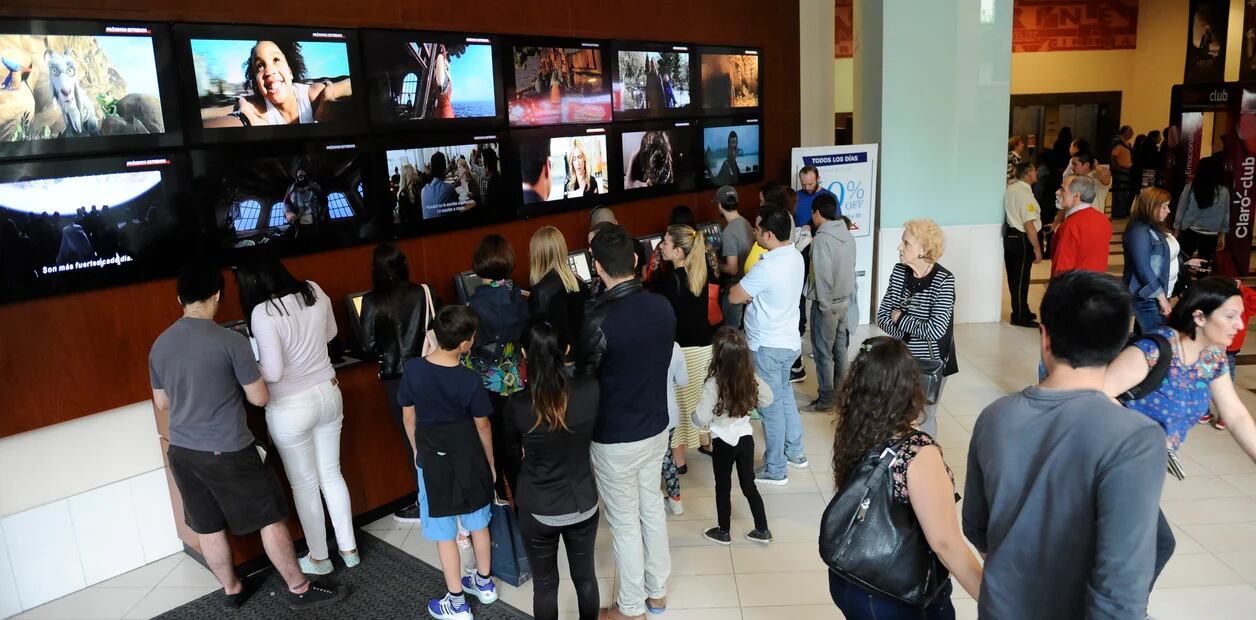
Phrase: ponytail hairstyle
[
  {"left": 523, "top": 320, "right": 570, "bottom": 432},
  {"left": 706, "top": 327, "right": 759, "bottom": 418},
  {"left": 666, "top": 224, "right": 708, "bottom": 297}
]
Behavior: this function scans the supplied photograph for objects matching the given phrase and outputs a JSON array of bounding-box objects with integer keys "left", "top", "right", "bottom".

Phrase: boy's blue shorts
[{"left": 416, "top": 466, "right": 491, "bottom": 542}]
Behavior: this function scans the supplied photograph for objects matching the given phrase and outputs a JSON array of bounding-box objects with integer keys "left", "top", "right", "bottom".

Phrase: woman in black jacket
[
  {"left": 359, "top": 242, "right": 438, "bottom": 523},
  {"left": 503, "top": 321, "right": 600, "bottom": 620},
  {"left": 527, "top": 225, "right": 589, "bottom": 359}
]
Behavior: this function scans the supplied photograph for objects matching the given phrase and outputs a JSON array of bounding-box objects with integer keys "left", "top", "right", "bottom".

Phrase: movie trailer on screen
[
  {"left": 363, "top": 31, "right": 500, "bottom": 125},
  {"left": 508, "top": 43, "right": 611, "bottom": 127}
]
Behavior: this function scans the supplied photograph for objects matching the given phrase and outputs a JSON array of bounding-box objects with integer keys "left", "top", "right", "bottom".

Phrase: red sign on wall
[{"left": 835, "top": 0, "right": 853, "bottom": 58}]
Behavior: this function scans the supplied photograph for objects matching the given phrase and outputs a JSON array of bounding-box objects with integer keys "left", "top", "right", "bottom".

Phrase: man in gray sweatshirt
[{"left": 804, "top": 192, "right": 855, "bottom": 411}]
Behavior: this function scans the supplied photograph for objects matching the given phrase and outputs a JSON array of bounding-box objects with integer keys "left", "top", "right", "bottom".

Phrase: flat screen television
[
  {"left": 616, "top": 120, "right": 699, "bottom": 196},
  {"left": 0, "top": 18, "right": 182, "bottom": 160},
  {"left": 698, "top": 47, "right": 761, "bottom": 112},
  {"left": 191, "top": 141, "right": 376, "bottom": 261},
  {"left": 567, "top": 248, "right": 594, "bottom": 284},
  {"left": 702, "top": 118, "right": 761, "bottom": 186},
  {"left": 516, "top": 125, "right": 611, "bottom": 217},
  {"left": 174, "top": 23, "right": 365, "bottom": 144},
  {"left": 507, "top": 40, "right": 611, "bottom": 127},
  {"left": 362, "top": 30, "right": 502, "bottom": 128},
  {"left": 611, "top": 42, "right": 694, "bottom": 120},
  {"left": 381, "top": 132, "right": 514, "bottom": 235},
  {"left": 0, "top": 152, "right": 199, "bottom": 303}
]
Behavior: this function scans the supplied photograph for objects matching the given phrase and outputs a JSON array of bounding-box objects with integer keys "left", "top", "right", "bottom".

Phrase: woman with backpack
[
  {"left": 822, "top": 336, "right": 981, "bottom": 618},
  {"left": 1104, "top": 276, "right": 1256, "bottom": 590}
]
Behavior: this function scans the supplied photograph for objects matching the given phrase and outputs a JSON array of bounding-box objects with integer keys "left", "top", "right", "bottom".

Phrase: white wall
[{"left": 0, "top": 402, "right": 181, "bottom": 617}]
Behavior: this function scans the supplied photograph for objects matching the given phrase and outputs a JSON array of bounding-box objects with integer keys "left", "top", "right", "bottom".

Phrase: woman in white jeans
[{"left": 235, "top": 259, "right": 357, "bottom": 574}]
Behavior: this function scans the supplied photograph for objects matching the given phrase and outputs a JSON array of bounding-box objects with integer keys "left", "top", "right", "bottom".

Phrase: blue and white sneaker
[
  {"left": 428, "top": 592, "right": 472, "bottom": 620},
  {"left": 461, "top": 574, "right": 499, "bottom": 604}
]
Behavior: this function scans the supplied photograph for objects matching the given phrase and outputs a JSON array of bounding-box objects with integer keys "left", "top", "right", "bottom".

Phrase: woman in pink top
[{"left": 235, "top": 259, "right": 357, "bottom": 574}]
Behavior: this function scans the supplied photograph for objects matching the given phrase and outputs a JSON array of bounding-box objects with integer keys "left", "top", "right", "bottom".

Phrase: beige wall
[{"left": 835, "top": 57, "right": 853, "bottom": 113}]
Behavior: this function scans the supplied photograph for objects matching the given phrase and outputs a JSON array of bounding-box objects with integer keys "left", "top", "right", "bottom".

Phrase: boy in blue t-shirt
[{"left": 399, "top": 305, "right": 498, "bottom": 620}]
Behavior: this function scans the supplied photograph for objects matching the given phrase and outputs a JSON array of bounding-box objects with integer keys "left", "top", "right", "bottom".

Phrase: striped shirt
[{"left": 876, "top": 262, "right": 958, "bottom": 375}]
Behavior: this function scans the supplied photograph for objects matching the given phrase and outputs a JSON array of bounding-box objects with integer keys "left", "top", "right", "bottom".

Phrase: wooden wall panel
[{"left": 0, "top": 1, "right": 800, "bottom": 437}]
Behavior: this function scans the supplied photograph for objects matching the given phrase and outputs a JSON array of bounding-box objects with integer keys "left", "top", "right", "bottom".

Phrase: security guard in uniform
[{"left": 1004, "top": 161, "right": 1044, "bottom": 328}]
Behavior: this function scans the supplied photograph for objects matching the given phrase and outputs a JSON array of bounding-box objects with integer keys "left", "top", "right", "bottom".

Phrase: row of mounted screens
[
  {"left": 0, "top": 118, "right": 762, "bottom": 304},
  {"left": 0, "top": 18, "right": 763, "bottom": 161}
]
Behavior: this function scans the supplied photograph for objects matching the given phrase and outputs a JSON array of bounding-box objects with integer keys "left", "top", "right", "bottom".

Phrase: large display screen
[
  {"left": 0, "top": 19, "right": 181, "bottom": 160},
  {"left": 0, "top": 154, "right": 195, "bottom": 303},
  {"left": 700, "top": 50, "right": 760, "bottom": 111},
  {"left": 364, "top": 32, "right": 499, "bottom": 125},
  {"left": 177, "top": 24, "right": 363, "bottom": 142},
  {"left": 385, "top": 136, "right": 509, "bottom": 225},
  {"left": 517, "top": 130, "right": 609, "bottom": 211},
  {"left": 702, "top": 120, "right": 761, "bottom": 186},
  {"left": 508, "top": 43, "right": 611, "bottom": 127},
  {"left": 619, "top": 122, "right": 697, "bottom": 193},
  {"left": 192, "top": 142, "right": 374, "bottom": 258},
  {"left": 613, "top": 46, "right": 692, "bottom": 117}
]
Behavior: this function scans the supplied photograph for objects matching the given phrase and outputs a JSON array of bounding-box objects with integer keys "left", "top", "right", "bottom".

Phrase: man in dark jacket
[{"left": 577, "top": 224, "right": 675, "bottom": 620}]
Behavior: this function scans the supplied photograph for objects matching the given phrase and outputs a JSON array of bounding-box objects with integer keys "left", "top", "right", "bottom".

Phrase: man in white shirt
[
  {"left": 730, "top": 207, "right": 807, "bottom": 486},
  {"left": 1004, "top": 162, "right": 1044, "bottom": 328}
]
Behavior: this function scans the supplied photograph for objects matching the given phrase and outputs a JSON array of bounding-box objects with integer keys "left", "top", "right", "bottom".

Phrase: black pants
[
  {"left": 713, "top": 435, "right": 768, "bottom": 531},
  {"left": 489, "top": 394, "right": 520, "bottom": 499},
  {"left": 1002, "top": 228, "right": 1034, "bottom": 321},
  {"left": 518, "top": 509, "right": 600, "bottom": 620},
  {"left": 1179, "top": 228, "right": 1220, "bottom": 262},
  {"left": 1153, "top": 509, "right": 1176, "bottom": 589}
]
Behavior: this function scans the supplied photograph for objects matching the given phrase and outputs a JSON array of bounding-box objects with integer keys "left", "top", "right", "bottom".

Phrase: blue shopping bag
[{"left": 488, "top": 500, "right": 532, "bottom": 587}]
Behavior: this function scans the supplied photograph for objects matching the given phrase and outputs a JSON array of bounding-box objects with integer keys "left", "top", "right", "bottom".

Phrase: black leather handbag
[
  {"left": 818, "top": 437, "right": 950, "bottom": 608},
  {"left": 916, "top": 357, "right": 946, "bottom": 405}
]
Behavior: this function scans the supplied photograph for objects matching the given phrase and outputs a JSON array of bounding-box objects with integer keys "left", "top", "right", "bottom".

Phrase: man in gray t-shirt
[
  {"left": 963, "top": 271, "right": 1165, "bottom": 620},
  {"left": 713, "top": 185, "right": 753, "bottom": 329}
]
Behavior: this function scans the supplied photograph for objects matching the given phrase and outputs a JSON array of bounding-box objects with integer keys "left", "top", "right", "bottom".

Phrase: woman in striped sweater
[{"left": 875, "top": 219, "right": 958, "bottom": 438}]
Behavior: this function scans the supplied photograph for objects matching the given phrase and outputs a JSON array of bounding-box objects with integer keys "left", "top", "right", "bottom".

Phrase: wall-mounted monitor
[
  {"left": 0, "top": 153, "right": 198, "bottom": 303},
  {"left": 381, "top": 132, "right": 513, "bottom": 235},
  {"left": 362, "top": 30, "right": 502, "bottom": 128},
  {"left": 699, "top": 47, "right": 761, "bottom": 112},
  {"left": 174, "top": 23, "right": 365, "bottom": 144},
  {"left": 611, "top": 42, "right": 694, "bottom": 120},
  {"left": 507, "top": 40, "right": 611, "bottom": 127},
  {"left": 617, "top": 120, "right": 699, "bottom": 196},
  {"left": 191, "top": 141, "right": 375, "bottom": 260},
  {"left": 0, "top": 18, "right": 182, "bottom": 161},
  {"left": 702, "top": 118, "right": 761, "bottom": 186},
  {"left": 516, "top": 125, "right": 611, "bottom": 217}
]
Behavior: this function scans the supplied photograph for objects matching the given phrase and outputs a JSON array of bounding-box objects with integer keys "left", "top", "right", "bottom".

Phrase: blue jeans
[
  {"left": 828, "top": 571, "right": 955, "bottom": 620},
  {"left": 1133, "top": 297, "right": 1164, "bottom": 335},
  {"left": 753, "top": 346, "right": 805, "bottom": 477}
]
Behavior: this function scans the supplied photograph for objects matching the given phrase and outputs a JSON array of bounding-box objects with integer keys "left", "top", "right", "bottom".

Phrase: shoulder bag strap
[{"left": 420, "top": 283, "right": 436, "bottom": 323}]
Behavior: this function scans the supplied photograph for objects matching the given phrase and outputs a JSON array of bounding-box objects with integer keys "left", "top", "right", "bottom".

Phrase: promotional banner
[
  {"left": 1241, "top": 0, "right": 1256, "bottom": 81},
  {"left": 1181, "top": 112, "right": 1205, "bottom": 183},
  {"left": 791, "top": 144, "right": 879, "bottom": 324},
  {"left": 1224, "top": 90, "right": 1256, "bottom": 277},
  {"left": 1185, "top": 0, "right": 1228, "bottom": 83},
  {"left": 1012, "top": 0, "right": 1138, "bottom": 53}
]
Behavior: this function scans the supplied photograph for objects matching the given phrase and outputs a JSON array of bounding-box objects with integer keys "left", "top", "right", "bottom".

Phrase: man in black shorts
[{"left": 149, "top": 263, "right": 348, "bottom": 610}]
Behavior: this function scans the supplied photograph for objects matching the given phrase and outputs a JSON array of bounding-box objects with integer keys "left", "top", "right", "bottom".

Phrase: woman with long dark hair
[
  {"left": 359, "top": 242, "right": 439, "bottom": 523},
  {"left": 1123, "top": 188, "right": 1205, "bottom": 333},
  {"left": 1174, "top": 155, "right": 1230, "bottom": 261},
  {"left": 825, "top": 337, "right": 982, "bottom": 618},
  {"left": 234, "top": 258, "right": 357, "bottom": 573},
  {"left": 502, "top": 321, "right": 600, "bottom": 620}
]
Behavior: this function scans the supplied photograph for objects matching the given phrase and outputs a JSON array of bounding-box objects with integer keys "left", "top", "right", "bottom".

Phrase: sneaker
[
  {"left": 340, "top": 549, "right": 360, "bottom": 568},
  {"left": 787, "top": 456, "right": 810, "bottom": 469},
  {"left": 428, "top": 592, "right": 473, "bottom": 620},
  {"left": 746, "top": 529, "right": 773, "bottom": 544},
  {"left": 461, "top": 574, "right": 499, "bottom": 604},
  {"left": 1214, "top": 418, "right": 1228, "bottom": 431},
  {"left": 703, "top": 527, "right": 732, "bottom": 545},
  {"left": 393, "top": 502, "right": 422, "bottom": 523},
  {"left": 646, "top": 596, "right": 667, "bottom": 615},
  {"left": 697, "top": 445, "right": 713, "bottom": 457},
  {"left": 1198, "top": 413, "right": 1214, "bottom": 425},
  {"left": 789, "top": 367, "right": 807, "bottom": 383},
  {"left": 220, "top": 581, "right": 255, "bottom": 611},
  {"left": 666, "top": 495, "right": 684, "bottom": 515},
  {"left": 754, "top": 471, "right": 789, "bottom": 486},
  {"left": 676, "top": 464, "right": 688, "bottom": 475},
  {"left": 805, "top": 398, "right": 835, "bottom": 413},
  {"left": 287, "top": 580, "right": 349, "bottom": 610},
  {"left": 298, "top": 554, "right": 334, "bottom": 575}
]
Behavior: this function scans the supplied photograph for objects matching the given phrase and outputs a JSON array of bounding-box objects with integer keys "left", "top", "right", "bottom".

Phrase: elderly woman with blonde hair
[{"left": 875, "top": 218, "right": 957, "bottom": 437}]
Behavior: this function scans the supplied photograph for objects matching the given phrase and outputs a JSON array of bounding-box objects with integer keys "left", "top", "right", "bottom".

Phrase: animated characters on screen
[
  {"left": 0, "top": 32, "right": 165, "bottom": 142},
  {"left": 509, "top": 46, "right": 610, "bottom": 126},
  {"left": 192, "top": 38, "right": 353, "bottom": 128},
  {"left": 615, "top": 51, "right": 689, "bottom": 112},
  {"left": 623, "top": 130, "right": 674, "bottom": 188}
]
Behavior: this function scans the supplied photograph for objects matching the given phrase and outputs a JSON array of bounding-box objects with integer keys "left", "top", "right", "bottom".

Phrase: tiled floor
[{"left": 18, "top": 220, "right": 1256, "bottom": 618}]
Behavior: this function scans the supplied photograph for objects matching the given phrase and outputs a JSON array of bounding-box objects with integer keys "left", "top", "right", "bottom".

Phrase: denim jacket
[{"left": 1122, "top": 220, "right": 1170, "bottom": 300}]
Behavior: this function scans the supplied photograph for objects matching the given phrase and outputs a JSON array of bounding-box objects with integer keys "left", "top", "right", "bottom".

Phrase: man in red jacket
[{"left": 1051, "top": 174, "right": 1112, "bottom": 277}]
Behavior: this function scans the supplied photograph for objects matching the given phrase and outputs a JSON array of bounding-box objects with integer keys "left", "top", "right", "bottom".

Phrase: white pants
[
  {"left": 591, "top": 431, "right": 671, "bottom": 616},
  {"left": 265, "top": 380, "right": 356, "bottom": 559}
]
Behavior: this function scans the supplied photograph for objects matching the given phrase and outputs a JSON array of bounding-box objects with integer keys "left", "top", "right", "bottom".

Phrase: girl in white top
[
  {"left": 691, "top": 327, "right": 775, "bottom": 545},
  {"left": 234, "top": 259, "right": 357, "bottom": 575}
]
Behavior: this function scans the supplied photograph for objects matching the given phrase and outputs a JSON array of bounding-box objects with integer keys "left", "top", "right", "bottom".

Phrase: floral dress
[
  {"left": 888, "top": 432, "right": 956, "bottom": 504},
  {"left": 1124, "top": 326, "right": 1228, "bottom": 448}
]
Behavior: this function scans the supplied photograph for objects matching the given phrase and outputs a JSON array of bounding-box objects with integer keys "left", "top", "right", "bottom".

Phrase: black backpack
[{"left": 1116, "top": 333, "right": 1173, "bottom": 404}]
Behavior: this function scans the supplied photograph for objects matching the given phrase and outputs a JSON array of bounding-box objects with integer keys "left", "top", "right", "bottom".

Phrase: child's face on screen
[{"left": 251, "top": 41, "right": 295, "bottom": 106}]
